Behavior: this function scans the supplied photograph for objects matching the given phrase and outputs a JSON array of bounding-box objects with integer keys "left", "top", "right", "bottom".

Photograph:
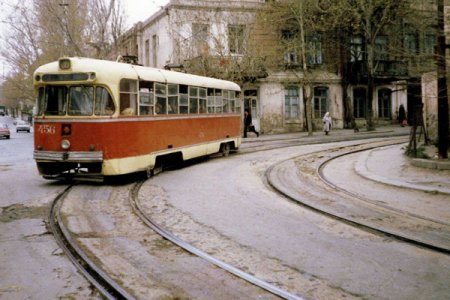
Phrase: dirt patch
[
  {"left": 0, "top": 204, "right": 49, "bottom": 223},
  {"left": 0, "top": 164, "right": 12, "bottom": 172}
]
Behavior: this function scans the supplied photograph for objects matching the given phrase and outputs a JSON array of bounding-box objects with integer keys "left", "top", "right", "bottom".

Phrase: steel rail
[
  {"left": 49, "top": 185, "right": 136, "bottom": 300},
  {"left": 265, "top": 138, "right": 450, "bottom": 255},
  {"left": 318, "top": 143, "right": 450, "bottom": 227},
  {"left": 129, "top": 181, "right": 304, "bottom": 300}
]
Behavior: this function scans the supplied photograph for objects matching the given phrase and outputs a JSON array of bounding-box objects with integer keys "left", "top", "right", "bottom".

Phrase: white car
[{"left": 16, "top": 120, "right": 31, "bottom": 133}]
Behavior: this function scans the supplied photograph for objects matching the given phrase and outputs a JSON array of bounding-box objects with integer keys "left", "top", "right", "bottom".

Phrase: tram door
[{"left": 244, "top": 89, "right": 259, "bottom": 131}]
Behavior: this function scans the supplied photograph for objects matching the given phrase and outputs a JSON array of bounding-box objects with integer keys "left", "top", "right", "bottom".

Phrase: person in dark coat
[
  {"left": 244, "top": 109, "right": 259, "bottom": 138},
  {"left": 398, "top": 104, "right": 407, "bottom": 126}
]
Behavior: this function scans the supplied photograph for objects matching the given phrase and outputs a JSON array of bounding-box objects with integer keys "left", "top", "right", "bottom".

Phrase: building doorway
[
  {"left": 378, "top": 88, "right": 392, "bottom": 119},
  {"left": 244, "top": 89, "right": 259, "bottom": 131}
]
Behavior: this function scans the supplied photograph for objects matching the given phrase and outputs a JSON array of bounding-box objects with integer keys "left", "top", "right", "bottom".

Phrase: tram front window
[
  {"left": 41, "top": 86, "right": 68, "bottom": 116},
  {"left": 69, "top": 86, "right": 94, "bottom": 116}
]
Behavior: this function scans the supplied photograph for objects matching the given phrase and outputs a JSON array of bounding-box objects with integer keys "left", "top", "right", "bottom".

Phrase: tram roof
[{"left": 34, "top": 57, "right": 241, "bottom": 91}]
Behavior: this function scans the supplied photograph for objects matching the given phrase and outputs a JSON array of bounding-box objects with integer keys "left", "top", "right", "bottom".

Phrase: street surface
[
  {"left": 0, "top": 116, "right": 98, "bottom": 299},
  {"left": 0, "top": 116, "right": 449, "bottom": 299}
]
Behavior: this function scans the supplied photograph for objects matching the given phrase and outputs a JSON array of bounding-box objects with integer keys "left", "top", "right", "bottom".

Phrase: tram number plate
[{"left": 38, "top": 124, "right": 56, "bottom": 135}]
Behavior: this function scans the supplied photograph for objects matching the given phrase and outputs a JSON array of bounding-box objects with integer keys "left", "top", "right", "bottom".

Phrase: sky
[
  {"left": 124, "top": 0, "right": 169, "bottom": 27},
  {"left": 0, "top": 0, "right": 169, "bottom": 82}
]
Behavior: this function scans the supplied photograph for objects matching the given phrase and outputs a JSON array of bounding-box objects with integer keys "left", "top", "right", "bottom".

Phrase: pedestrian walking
[
  {"left": 322, "top": 112, "right": 332, "bottom": 135},
  {"left": 244, "top": 109, "right": 259, "bottom": 138}
]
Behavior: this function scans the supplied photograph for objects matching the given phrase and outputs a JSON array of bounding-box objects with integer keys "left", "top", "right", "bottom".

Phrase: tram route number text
[{"left": 38, "top": 124, "right": 56, "bottom": 134}]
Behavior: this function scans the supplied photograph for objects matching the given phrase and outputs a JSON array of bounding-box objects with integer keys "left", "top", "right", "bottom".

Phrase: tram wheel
[{"left": 220, "top": 143, "right": 231, "bottom": 157}]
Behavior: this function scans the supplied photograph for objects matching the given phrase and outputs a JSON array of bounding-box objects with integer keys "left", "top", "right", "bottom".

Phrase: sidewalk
[{"left": 244, "top": 124, "right": 411, "bottom": 142}]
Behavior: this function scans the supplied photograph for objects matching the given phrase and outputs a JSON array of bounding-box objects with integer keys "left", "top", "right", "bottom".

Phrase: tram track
[
  {"left": 129, "top": 180, "right": 303, "bottom": 300},
  {"left": 49, "top": 184, "right": 135, "bottom": 300},
  {"left": 266, "top": 137, "right": 450, "bottom": 254},
  {"left": 49, "top": 182, "right": 290, "bottom": 299},
  {"left": 46, "top": 132, "right": 448, "bottom": 299}
]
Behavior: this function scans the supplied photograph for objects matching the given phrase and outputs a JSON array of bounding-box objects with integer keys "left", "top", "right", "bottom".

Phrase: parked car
[
  {"left": 0, "top": 123, "right": 10, "bottom": 139},
  {"left": 16, "top": 120, "right": 31, "bottom": 133}
]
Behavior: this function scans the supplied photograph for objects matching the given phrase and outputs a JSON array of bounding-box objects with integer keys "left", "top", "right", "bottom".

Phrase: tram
[{"left": 33, "top": 57, "right": 242, "bottom": 181}]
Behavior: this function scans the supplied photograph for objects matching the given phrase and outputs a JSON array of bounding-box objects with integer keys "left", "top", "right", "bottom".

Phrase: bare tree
[
  {"left": 256, "top": 0, "right": 339, "bottom": 135},
  {"left": 0, "top": 0, "right": 127, "bottom": 106}
]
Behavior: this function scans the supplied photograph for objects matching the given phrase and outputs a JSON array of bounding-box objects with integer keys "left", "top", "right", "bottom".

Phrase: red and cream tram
[{"left": 33, "top": 57, "right": 242, "bottom": 181}]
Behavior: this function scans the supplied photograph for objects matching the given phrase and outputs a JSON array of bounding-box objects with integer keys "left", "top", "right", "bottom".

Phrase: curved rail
[
  {"left": 318, "top": 145, "right": 450, "bottom": 227},
  {"left": 265, "top": 138, "right": 450, "bottom": 254},
  {"left": 49, "top": 185, "right": 135, "bottom": 300},
  {"left": 129, "top": 181, "right": 304, "bottom": 300}
]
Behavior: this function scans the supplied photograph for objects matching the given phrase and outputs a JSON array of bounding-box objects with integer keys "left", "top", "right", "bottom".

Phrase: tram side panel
[{"left": 34, "top": 115, "right": 241, "bottom": 177}]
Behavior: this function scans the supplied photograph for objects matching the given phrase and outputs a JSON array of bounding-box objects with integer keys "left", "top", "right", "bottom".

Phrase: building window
[
  {"left": 405, "top": 33, "right": 418, "bottom": 55},
  {"left": 375, "top": 36, "right": 388, "bottom": 61},
  {"left": 378, "top": 88, "right": 391, "bottom": 119},
  {"left": 152, "top": 34, "right": 158, "bottom": 67},
  {"left": 350, "top": 36, "right": 364, "bottom": 62},
  {"left": 145, "top": 39, "right": 150, "bottom": 66},
  {"left": 285, "top": 86, "right": 299, "bottom": 120},
  {"left": 282, "top": 30, "right": 298, "bottom": 65},
  {"left": 314, "top": 86, "right": 328, "bottom": 118},
  {"left": 308, "top": 34, "right": 322, "bottom": 65},
  {"left": 228, "top": 25, "right": 245, "bottom": 54},
  {"left": 424, "top": 34, "right": 436, "bottom": 55},
  {"left": 353, "top": 87, "right": 366, "bottom": 118},
  {"left": 192, "top": 23, "right": 209, "bottom": 56}
]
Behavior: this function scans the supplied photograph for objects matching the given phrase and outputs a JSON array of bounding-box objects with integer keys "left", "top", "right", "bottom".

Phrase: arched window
[
  {"left": 314, "top": 86, "right": 328, "bottom": 118},
  {"left": 378, "top": 88, "right": 391, "bottom": 119}
]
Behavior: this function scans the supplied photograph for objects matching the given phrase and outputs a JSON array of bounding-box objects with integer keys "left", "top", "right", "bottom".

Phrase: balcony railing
[{"left": 346, "top": 60, "right": 409, "bottom": 80}]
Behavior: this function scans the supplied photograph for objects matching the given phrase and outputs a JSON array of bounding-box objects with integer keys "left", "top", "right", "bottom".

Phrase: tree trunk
[
  {"left": 303, "top": 84, "right": 313, "bottom": 136},
  {"left": 437, "top": 0, "right": 449, "bottom": 158}
]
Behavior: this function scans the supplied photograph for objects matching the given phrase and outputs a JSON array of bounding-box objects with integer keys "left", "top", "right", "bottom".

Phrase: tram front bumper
[{"left": 33, "top": 150, "right": 103, "bottom": 162}]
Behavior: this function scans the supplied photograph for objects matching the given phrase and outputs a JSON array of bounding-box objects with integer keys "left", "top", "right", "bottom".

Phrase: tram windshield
[{"left": 37, "top": 85, "right": 115, "bottom": 116}]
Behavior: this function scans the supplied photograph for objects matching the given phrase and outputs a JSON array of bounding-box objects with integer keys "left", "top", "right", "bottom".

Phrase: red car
[{"left": 0, "top": 123, "right": 10, "bottom": 139}]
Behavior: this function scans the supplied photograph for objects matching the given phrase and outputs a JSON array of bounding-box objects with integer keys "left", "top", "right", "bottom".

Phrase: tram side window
[
  {"left": 120, "top": 79, "right": 138, "bottom": 115},
  {"left": 215, "top": 89, "right": 223, "bottom": 113},
  {"left": 95, "top": 87, "right": 115, "bottom": 116},
  {"left": 199, "top": 88, "right": 207, "bottom": 113},
  {"left": 155, "top": 83, "right": 167, "bottom": 114},
  {"left": 235, "top": 91, "right": 241, "bottom": 112},
  {"left": 189, "top": 87, "right": 199, "bottom": 114},
  {"left": 168, "top": 84, "right": 178, "bottom": 114},
  {"left": 41, "top": 86, "right": 68, "bottom": 116},
  {"left": 139, "top": 80, "right": 154, "bottom": 115},
  {"left": 179, "top": 85, "right": 188, "bottom": 114},
  {"left": 223, "top": 90, "right": 229, "bottom": 113},
  {"left": 229, "top": 90, "right": 236, "bottom": 113},
  {"left": 207, "top": 88, "right": 215, "bottom": 113}
]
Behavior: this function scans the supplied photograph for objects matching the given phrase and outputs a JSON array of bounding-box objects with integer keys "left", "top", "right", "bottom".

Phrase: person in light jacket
[{"left": 322, "top": 112, "right": 332, "bottom": 135}]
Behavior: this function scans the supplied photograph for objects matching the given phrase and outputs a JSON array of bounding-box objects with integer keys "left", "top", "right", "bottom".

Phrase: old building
[{"left": 119, "top": 0, "right": 437, "bottom": 134}]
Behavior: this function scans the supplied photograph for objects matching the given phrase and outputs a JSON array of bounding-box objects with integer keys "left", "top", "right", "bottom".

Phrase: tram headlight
[
  {"left": 59, "top": 58, "right": 71, "bottom": 70},
  {"left": 61, "top": 139, "right": 71, "bottom": 150}
]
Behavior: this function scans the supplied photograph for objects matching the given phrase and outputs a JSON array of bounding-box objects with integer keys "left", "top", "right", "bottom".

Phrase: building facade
[{"left": 119, "top": 0, "right": 436, "bottom": 134}]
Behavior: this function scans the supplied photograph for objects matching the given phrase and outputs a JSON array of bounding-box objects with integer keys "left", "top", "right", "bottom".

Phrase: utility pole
[{"left": 437, "top": 0, "right": 449, "bottom": 158}]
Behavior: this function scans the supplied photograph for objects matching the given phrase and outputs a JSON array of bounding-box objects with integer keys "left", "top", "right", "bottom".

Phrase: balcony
[{"left": 345, "top": 60, "right": 409, "bottom": 83}]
